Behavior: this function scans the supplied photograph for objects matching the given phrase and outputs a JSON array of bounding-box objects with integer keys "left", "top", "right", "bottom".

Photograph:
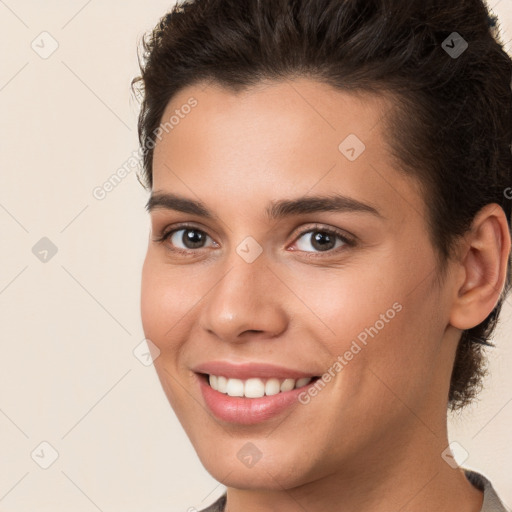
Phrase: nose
[{"left": 199, "top": 252, "right": 289, "bottom": 343}]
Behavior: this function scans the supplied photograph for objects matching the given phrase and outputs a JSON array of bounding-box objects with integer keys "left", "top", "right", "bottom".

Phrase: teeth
[
  {"left": 208, "top": 374, "right": 313, "bottom": 398},
  {"left": 280, "top": 378, "right": 295, "bottom": 392},
  {"left": 245, "top": 378, "right": 265, "bottom": 398},
  {"left": 226, "top": 378, "right": 244, "bottom": 397},
  {"left": 265, "top": 378, "right": 281, "bottom": 396},
  {"left": 296, "top": 377, "right": 313, "bottom": 388},
  {"left": 217, "top": 375, "right": 228, "bottom": 393}
]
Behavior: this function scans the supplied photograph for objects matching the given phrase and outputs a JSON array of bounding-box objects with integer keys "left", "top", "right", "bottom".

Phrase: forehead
[{"left": 151, "top": 78, "right": 426, "bottom": 226}]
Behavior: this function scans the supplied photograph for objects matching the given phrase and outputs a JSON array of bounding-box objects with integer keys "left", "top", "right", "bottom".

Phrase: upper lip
[{"left": 192, "top": 361, "right": 320, "bottom": 380}]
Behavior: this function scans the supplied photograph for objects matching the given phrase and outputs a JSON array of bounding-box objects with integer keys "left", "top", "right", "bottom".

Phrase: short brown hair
[{"left": 131, "top": 0, "right": 512, "bottom": 410}]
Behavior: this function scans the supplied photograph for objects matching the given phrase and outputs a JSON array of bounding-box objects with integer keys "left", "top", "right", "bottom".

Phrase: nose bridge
[
  {"left": 199, "top": 241, "right": 288, "bottom": 340},
  {"left": 216, "top": 228, "right": 270, "bottom": 295}
]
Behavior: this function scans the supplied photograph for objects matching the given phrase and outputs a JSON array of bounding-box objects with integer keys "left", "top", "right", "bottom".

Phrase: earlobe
[{"left": 449, "top": 203, "right": 511, "bottom": 331}]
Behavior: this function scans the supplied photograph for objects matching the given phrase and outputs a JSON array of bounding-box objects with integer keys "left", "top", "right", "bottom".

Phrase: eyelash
[{"left": 152, "top": 222, "right": 356, "bottom": 258}]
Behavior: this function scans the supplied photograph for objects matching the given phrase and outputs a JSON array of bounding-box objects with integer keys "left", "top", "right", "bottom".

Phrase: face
[{"left": 140, "top": 78, "right": 460, "bottom": 491}]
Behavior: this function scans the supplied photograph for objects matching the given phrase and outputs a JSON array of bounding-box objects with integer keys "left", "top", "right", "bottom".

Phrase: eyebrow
[{"left": 145, "top": 191, "right": 384, "bottom": 220}]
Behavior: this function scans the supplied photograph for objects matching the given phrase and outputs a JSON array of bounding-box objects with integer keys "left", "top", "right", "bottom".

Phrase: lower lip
[{"left": 197, "top": 374, "right": 317, "bottom": 425}]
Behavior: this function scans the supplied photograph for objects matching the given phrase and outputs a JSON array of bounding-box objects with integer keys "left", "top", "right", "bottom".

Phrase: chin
[{"left": 192, "top": 437, "right": 316, "bottom": 491}]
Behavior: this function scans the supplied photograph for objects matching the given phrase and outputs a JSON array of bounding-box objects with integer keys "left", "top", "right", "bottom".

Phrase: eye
[
  {"left": 290, "top": 225, "right": 355, "bottom": 255},
  {"left": 153, "top": 222, "right": 355, "bottom": 257},
  {"left": 152, "top": 224, "right": 217, "bottom": 255}
]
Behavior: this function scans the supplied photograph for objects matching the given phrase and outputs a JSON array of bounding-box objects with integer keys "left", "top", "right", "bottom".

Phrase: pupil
[
  {"left": 184, "top": 229, "right": 204, "bottom": 248},
  {"left": 312, "top": 232, "right": 334, "bottom": 251}
]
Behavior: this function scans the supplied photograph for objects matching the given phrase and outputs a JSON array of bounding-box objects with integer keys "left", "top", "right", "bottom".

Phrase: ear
[{"left": 449, "top": 203, "right": 511, "bottom": 331}]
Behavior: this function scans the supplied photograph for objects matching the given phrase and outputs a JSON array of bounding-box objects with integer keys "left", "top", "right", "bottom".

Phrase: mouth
[
  {"left": 191, "top": 361, "right": 324, "bottom": 423},
  {"left": 197, "top": 372, "right": 321, "bottom": 398},
  {"left": 195, "top": 371, "right": 322, "bottom": 424}
]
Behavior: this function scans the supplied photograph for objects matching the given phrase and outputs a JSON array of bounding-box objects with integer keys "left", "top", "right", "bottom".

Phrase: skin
[{"left": 140, "top": 78, "right": 511, "bottom": 512}]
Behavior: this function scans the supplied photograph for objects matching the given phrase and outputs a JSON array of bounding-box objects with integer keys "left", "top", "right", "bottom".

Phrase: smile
[
  {"left": 207, "top": 374, "right": 318, "bottom": 398},
  {"left": 196, "top": 372, "right": 322, "bottom": 424}
]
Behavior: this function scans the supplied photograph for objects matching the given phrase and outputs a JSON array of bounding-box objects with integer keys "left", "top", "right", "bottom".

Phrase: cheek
[
  {"left": 140, "top": 256, "right": 162, "bottom": 340},
  {"left": 284, "top": 261, "right": 404, "bottom": 344},
  {"left": 140, "top": 253, "right": 210, "bottom": 350},
  {"left": 301, "top": 258, "right": 440, "bottom": 390},
  {"left": 330, "top": 283, "right": 443, "bottom": 406},
  {"left": 140, "top": 256, "right": 198, "bottom": 407},
  {"left": 140, "top": 255, "right": 183, "bottom": 348}
]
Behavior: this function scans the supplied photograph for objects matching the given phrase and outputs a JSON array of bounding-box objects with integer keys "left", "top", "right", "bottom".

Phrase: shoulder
[
  {"left": 197, "top": 493, "right": 227, "bottom": 512},
  {"left": 464, "top": 469, "right": 510, "bottom": 512}
]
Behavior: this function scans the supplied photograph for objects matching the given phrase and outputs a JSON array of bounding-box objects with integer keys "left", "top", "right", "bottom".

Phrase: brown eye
[
  {"left": 291, "top": 225, "right": 355, "bottom": 256},
  {"left": 153, "top": 224, "right": 217, "bottom": 255},
  {"left": 171, "top": 228, "right": 210, "bottom": 249}
]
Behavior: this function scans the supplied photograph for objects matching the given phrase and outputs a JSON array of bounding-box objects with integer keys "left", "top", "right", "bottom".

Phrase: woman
[{"left": 133, "top": 0, "right": 511, "bottom": 510}]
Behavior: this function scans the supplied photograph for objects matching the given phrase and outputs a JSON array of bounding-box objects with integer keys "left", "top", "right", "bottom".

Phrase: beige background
[{"left": 0, "top": 1, "right": 511, "bottom": 510}]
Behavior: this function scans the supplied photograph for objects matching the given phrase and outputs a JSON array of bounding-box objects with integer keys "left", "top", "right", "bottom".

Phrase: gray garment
[
  {"left": 199, "top": 469, "right": 509, "bottom": 512},
  {"left": 465, "top": 470, "right": 510, "bottom": 512},
  {"left": 200, "top": 493, "right": 226, "bottom": 512}
]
